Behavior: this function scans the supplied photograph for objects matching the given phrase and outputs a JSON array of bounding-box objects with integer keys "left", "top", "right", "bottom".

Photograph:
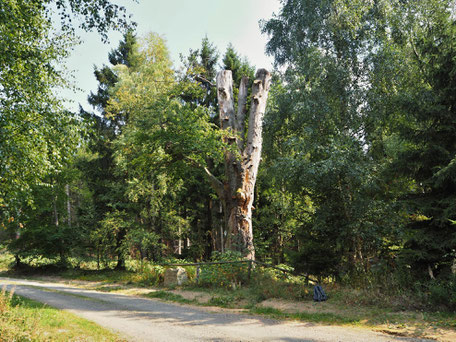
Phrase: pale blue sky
[{"left": 62, "top": 0, "right": 281, "bottom": 112}]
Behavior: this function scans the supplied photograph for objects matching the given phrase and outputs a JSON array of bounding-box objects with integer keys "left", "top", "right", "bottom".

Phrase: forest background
[{"left": 1, "top": 0, "right": 456, "bottom": 309}]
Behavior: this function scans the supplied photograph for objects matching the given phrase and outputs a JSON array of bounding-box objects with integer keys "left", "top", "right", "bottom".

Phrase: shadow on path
[{"left": 0, "top": 278, "right": 432, "bottom": 342}]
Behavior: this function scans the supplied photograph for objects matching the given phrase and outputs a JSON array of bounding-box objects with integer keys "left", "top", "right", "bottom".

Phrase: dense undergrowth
[{"left": 2, "top": 250, "right": 456, "bottom": 314}]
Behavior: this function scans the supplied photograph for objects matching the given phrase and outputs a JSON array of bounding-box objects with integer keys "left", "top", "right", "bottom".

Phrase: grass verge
[
  {"left": 144, "top": 290, "right": 195, "bottom": 304},
  {"left": 133, "top": 285, "right": 456, "bottom": 341},
  {"left": 249, "top": 306, "right": 359, "bottom": 325},
  {"left": 0, "top": 287, "right": 124, "bottom": 341}
]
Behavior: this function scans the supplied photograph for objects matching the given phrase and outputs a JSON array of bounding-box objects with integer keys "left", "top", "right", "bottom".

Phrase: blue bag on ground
[{"left": 313, "top": 285, "right": 327, "bottom": 302}]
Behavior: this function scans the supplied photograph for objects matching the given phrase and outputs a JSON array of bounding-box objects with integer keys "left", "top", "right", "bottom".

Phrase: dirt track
[{"left": 0, "top": 277, "right": 433, "bottom": 342}]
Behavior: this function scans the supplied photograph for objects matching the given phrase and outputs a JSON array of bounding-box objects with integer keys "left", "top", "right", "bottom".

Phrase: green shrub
[
  {"left": 208, "top": 295, "right": 234, "bottom": 307},
  {"left": 422, "top": 276, "right": 456, "bottom": 310},
  {"left": 249, "top": 272, "right": 311, "bottom": 301},
  {"left": 199, "top": 251, "right": 249, "bottom": 288},
  {"left": 0, "top": 252, "right": 14, "bottom": 272},
  {"left": 135, "top": 263, "right": 164, "bottom": 286}
]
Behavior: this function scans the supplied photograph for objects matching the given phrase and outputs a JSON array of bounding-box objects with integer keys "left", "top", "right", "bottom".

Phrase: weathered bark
[
  {"left": 215, "top": 69, "right": 272, "bottom": 260},
  {"left": 235, "top": 76, "right": 249, "bottom": 149}
]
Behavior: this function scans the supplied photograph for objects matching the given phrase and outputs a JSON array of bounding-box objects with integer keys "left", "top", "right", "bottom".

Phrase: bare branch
[
  {"left": 203, "top": 167, "right": 225, "bottom": 199},
  {"left": 244, "top": 69, "right": 272, "bottom": 178},
  {"left": 194, "top": 75, "right": 215, "bottom": 87},
  {"left": 183, "top": 156, "right": 224, "bottom": 199}
]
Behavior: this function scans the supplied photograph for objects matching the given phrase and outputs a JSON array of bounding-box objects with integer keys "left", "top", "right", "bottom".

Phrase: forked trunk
[{"left": 215, "top": 69, "right": 271, "bottom": 260}]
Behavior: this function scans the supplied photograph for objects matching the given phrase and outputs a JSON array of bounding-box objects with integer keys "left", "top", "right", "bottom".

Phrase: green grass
[
  {"left": 250, "top": 306, "right": 360, "bottom": 325},
  {"left": 140, "top": 283, "right": 456, "bottom": 336},
  {"left": 208, "top": 295, "right": 236, "bottom": 307},
  {"left": 94, "top": 285, "right": 125, "bottom": 292},
  {"left": 144, "top": 290, "right": 195, "bottom": 304},
  {"left": 0, "top": 289, "right": 124, "bottom": 341}
]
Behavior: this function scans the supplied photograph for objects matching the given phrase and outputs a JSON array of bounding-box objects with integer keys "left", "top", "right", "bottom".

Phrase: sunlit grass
[
  {"left": 0, "top": 287, "right": 125, "bottom": 341},
  {"left": 250, "top": 306, "right": 360, "bottom": 325},
  {"left": 144, "top": 290, "right": 195, "bottom": 304}
]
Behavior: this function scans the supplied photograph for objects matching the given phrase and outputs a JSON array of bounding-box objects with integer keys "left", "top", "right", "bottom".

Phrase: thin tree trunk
[
  {"left": 97, "top": 246, "right": 100, "bottom": 270},
  {"left": 178, "top": 224, "right": 182, "bottom": 255},
  {"left": 53, "top": 194, "right": 59, "bottom": 227},
  {"left": 219, "top": 201, "right": 224, "bottom": 253},
  {"left": 114, "top": 230, "right": 126, "bottom": 270},
  {"left": 14, "top": 254, "right": 24, "bottom": 269},
  {"left": 65, "top": 184, "right": 71, "bottom": 228},
  {"left": 54, "top": 192, "right": 67, "bottom": 265}
]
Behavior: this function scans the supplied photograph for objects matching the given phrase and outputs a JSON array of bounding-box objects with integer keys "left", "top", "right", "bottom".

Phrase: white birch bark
[{"left": 65, "top": 184, "right": 71, "bottom": 228}]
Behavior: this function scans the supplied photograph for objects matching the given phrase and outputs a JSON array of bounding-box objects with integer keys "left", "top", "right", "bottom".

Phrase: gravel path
[{"left": 0, "top": 277, "right": 433, "bottom": 342}]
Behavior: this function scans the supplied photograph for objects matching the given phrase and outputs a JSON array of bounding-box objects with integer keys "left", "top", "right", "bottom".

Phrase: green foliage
[
  {"left": 77, "top": 30, "right": 140, "bottom": 269},
  {"left": 0, "top": 0, "right": 135, "bottom": 268},
  {"left": 7, "top": 0, "right": 456, "bottom": 306},
  {"left": 247, "top": 267, "right": 310, "bottom": 302},
  {"left": 0, "top": 0, "right": 79, "bottom": 214},
  {"left": 260, "top": 0, "right": 405, "bottom": 277},
  {"left": 260, "top": 0, "right": 456, "bottom": 283},
  {"left": 0, "top": 253, "right": 14, "bottom": 272},
  {"left": 5, "top": 157, "right": 93, "bottom": 264},
  {"left": 98, "top": 210, "right": 132, "bottom": 262},
  {"left": 254, "top": 171, "right": 313, "bottom": 264},
  {"left": 125, "top": 229, "right": 164, "bottom": 261},
  {"left": 51, "top": 0, "right": 134, "bottom": 42},
  {"left": 222, "top": 44, "right": 255, "bottom": 88},
  {"left": 414, "top": 276, "right": 456, "bottom": 311},
  {"left": 88, "top": 29, "right": 137, "bottom": 121},
  {"left": 133, "top": 263, "right": 165, "bottom": 286},
  {"left": 199, "top": 251, "right": 249, "bottom": 288},
  {"left": 109, "top": 33, "right": 231, "bottom": 262},
  {"left": 385, "top": 1, "right": 456, "bottom": 276},
  {"left": 0, "top": 0, "right": 133, "bottom": 217},
  {"left": 181, "top": 36, "right": 219, "bottom": 108}
]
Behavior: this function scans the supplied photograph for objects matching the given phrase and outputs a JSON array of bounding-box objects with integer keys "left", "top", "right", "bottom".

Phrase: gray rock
[{"left": 163, "top": 267, "right": 188, "bottom": 286}]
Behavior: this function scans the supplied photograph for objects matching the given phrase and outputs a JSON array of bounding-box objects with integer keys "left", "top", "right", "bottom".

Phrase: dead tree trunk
[{"left": 211, "top": 69, "right": 271, "bottom": 260}]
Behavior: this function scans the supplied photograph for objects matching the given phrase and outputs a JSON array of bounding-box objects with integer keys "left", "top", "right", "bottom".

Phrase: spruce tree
[{"left": 80, "top": 30, "right": 138, "bottom": 269}]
